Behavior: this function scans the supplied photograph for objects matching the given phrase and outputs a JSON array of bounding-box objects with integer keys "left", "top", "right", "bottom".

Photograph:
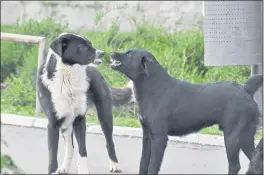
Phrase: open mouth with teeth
[
  {"left": 88, "top": 58, "right": 102, "bottom": 68},
  {"left": 94, "top": 58, "right": 102, "bottom": 65},
  {"left": 110, "top": 57, "right": 122, "bottom": 68}
]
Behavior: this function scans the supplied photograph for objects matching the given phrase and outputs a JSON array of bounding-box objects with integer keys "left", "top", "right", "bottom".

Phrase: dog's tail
[
  {"left": 110, "top": 80, "right": 136, "bottom": 107},
  {"left": 243, "top": 74, "right": 263, "bottom": 96}
]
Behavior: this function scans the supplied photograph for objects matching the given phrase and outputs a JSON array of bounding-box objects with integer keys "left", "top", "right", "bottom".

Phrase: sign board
[{"left": 203, "top": 1, "right": 262, "bottom": 66}]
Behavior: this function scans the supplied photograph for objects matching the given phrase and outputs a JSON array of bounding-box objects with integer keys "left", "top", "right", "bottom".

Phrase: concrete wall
[{"left": 1, "top": 1, "right": 204, "bottom": 32}]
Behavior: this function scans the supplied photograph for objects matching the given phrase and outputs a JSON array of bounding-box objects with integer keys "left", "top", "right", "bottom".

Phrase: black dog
[
  {"left": 37, "top": 33, "right": 134, "bottom": 174},
  {"left": 246, "top": 138, "right": 263, "bottom": 175},
  {"left": 109, "top": 48, "right": 263, "bottom": 174}
]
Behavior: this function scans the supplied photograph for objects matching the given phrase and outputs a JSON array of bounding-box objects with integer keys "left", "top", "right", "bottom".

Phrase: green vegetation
[
  {"left": 1, "top": 13, "right": 261, "bottom": 139},
  {"left": 1, "top": 138, "right": 24, "bottom": 174}
]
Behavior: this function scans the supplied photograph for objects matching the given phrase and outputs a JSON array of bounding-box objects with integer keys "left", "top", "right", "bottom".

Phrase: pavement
[
  {"left": 1, "top": 113, "right": 228, "bottom": 147},
  {"left": 1, "top": 124, "right": 251, "bottom": 174}
]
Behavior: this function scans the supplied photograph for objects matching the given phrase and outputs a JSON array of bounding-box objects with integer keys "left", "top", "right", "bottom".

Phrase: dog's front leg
[
  {"left": 54, "top": 125, "right": 74, "bottom": 174},
  {"left": 47, "top": 123, "right": 60, "bottom": 174},
  {"left": 139, "top": 121, "right": 151, "bottom": 174},
  {"left": 147, "top": 135, "right": 168, "bottom": 174},
  {"left": 73, "top": 116, "right": 90, "bottom": 174}
]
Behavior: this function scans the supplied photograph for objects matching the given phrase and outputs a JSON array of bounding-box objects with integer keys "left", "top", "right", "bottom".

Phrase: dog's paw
[
  {"left": 109, "top": 161, "right": 122, "bottom": 173},
  {"left": 77, "top": 156, "right": 90, "bottom": 174},
  {"left": 52, "top": 168, "right": 68, "bottom": 174},
  {"left": 77, "top": 167, "right": 90, "bottom": 174}
]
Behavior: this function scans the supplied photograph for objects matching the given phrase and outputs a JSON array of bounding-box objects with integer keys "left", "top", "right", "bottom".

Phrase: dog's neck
[
  {"left": 134, "top": 63, "right": 171, "bottom": 98},
  {"left": 41, "top": 49, "right": 89, "bottom": 89}
]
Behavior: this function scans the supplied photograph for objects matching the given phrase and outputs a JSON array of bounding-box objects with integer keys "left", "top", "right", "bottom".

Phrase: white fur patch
[
  {"left": 127, "top": 80, "right": 136, "bottom": 103},
  {"left": 77, "top": 155, "right": 90, "bottom": 174},
  {"left": 58, "top": 32, "right": 87, "bottom": 41},
  {"left": 87, "top": 63, "right": 99, "bottom": 68},
  {"left": 41, "top": 49, "right": 90, "bottom": 119},
  {"left": 54, "top": 126, "right": 74, "bottom": 174},
  {"left": 109, "top": 160, "right": 121, "bottom": 173}
]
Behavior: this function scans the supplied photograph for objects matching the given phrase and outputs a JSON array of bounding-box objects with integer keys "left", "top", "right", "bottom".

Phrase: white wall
[{"left": 1, "top": 1, "right": 203, "bottom": 32}]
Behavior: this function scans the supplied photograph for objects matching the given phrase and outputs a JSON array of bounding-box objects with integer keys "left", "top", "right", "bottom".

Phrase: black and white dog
[
  {"left": 37, "top": 33, "right": 134, "bottom": 174},
  {"left": 109, "top": 48, "right": 263, "bottom": 174}
]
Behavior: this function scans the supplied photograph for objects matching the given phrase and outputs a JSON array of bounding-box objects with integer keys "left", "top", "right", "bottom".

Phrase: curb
[{"left": 1, "top": 113, "right": 232, "bottom": 147}]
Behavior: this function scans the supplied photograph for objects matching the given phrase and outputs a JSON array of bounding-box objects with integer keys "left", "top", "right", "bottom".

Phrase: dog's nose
[
  {"left": 96, "top": 50, "right": 105, "bottom": 57},
  {"left": 110, "top": 52, "right": 116, "bottom": 57}
]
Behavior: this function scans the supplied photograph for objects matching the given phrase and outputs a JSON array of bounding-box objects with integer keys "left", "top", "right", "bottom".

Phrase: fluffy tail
[
  {"left": 243, "top": 74, "right": 263, "bottom": 96},
  {"left": 110, "top": 80, "right": 135, "bottom": 107}
]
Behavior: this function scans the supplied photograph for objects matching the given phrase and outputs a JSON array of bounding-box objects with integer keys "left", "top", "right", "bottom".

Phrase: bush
[{"left": 1, "top": 13, "right": 250, "bottom": 119}]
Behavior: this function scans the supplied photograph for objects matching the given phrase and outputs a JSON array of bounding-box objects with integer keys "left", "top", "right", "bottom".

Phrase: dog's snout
[
  {"left": 110, "top": 52, "right": 116, "bottom": 57},
  {"left": 96, "top": 50, "right": 105, "bottom": 57}
]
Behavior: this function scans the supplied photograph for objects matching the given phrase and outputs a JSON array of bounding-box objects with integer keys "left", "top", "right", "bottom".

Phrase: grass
[{"left": 0, "top": 15, "right": 262, "bottom": 140}]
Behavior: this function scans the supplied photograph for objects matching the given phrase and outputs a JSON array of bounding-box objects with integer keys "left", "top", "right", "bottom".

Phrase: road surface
[{"left": 1, "top": 125, "right": 250, "bottom": 174}]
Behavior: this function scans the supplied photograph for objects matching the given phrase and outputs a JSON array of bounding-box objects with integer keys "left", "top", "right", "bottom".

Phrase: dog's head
[
  {"left": 110, "top": 49, "right": 155, "bottom": 80},
  {"left": 49, "top": 33, "right": 104, "bottom": 67}
]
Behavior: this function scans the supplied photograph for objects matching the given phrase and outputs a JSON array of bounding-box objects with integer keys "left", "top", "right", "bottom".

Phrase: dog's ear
[
  {"left": 141, "top": 56, "right": 153, "bottom": 76},
  {"left": 50, "top": 37, "right": 69, "bottom": 57}
]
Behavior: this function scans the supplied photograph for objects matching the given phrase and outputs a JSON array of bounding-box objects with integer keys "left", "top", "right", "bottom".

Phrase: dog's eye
[{"left": 126, "top": 51, "right": 131, "bottom": 57}]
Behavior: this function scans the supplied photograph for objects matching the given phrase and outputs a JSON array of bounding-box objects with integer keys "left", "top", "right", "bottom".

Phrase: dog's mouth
[
  {"left": 110, "top": 57, "right": 122, "bottom": 68},
  {"left": 88, "top": 49, "right": 104, "bottom": 67},
  {"left": 94, "top": 58, "right": 102, "bottom": 65},
  {"left": 88, "top": 58, "right": 102, "bottom": 68}
]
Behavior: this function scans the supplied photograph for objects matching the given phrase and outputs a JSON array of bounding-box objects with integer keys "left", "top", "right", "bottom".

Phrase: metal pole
[
  {"left": 251, "top": 64, "right": 263, "bottom": 129},
  {"left": 0, "top": 32, "right": 46, "bottom": 117},
  {"left": 252, "top": 0, "right": 263, "bottom": 116}
]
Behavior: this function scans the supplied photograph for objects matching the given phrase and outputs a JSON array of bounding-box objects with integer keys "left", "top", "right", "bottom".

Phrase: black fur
[
  {"left": 49, "top": 33, "right": 97, "bottom": 66},
  {"left": 244, "top": 75, "right": 263, "bottom": 96},
  {"left": 246, "top": 138, "right": 263, "bottom": 175},
  {"left": 46, "top": 54, "right": 57, "bottom": 79},
  {"left": 110, "top": 48, "right": 263, "bottom": 175}
]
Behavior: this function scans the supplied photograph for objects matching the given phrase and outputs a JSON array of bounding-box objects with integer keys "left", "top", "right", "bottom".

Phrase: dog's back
[{"left": 158, "top": 77, "right": 260, "bottom": 136}]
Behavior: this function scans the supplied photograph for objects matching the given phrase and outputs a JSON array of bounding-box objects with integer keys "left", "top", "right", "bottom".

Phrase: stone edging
[{"left": 1, "top": 113, "right": 230, "bottom": 147}]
